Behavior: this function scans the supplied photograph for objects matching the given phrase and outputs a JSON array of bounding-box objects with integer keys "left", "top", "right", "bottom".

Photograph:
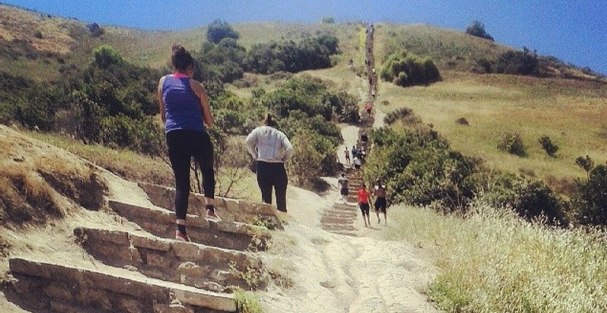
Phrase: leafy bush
[
  {"left": 380, "top": 52, "right": 441, "bottom": 87},
  {"left": 514, "top": 180, "right": 566, "bottom": 225},
  {"left": 262, "top": 75, "right": 355, "bottom": 124},
  {"left": 497, "top": 132, "right": 526, "bottom": 157},
  {"left": 287, "top": 129, "right": 323, "bottom": 187},
  {"left": 98, "top": 114, "right": 163, "bottom": 156},
  {"left": 465, "top": 20, "right": 494, "bottom": 41},
  {"left": 496, "top": 50, "right": 538, "bottom": 76},
  {"left": 384, "top": 107, "right": 418, "bottom": 125},
  {"left": 455, "top": 117, "right": 469, "bottom": 126},
  {"left": 539, "top": 135, "right": 559, "bottom": 157},
  {"left": 243, "top": 34, "right": 340, "bottom": 74},
  {"left": 87, "top": 23, "right": 104, "bottom": 37},
  {"left": 321, "top": 91, "right": 359, "bottom": 123},
  {"left": 573, "top": 165, "right": 607, "bottom": 226},
  {"left": 196, "top": 38, "right": 247, "bottom": 84},
  {"left": 364, "top": 127, "right": 477, "bottom": 209},
  {"left": 575, "top": 155, "right": 594, "bottom": 177},
  {"left": 93, "top": 45, "right": 124, "bottom": 69}
]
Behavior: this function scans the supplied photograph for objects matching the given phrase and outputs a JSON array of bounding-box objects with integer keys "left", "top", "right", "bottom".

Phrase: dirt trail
[
  {"left": 262, "top": 24, "right": 438, "bottom": 311},
  {"left": 260, "top": 183, "right": 439, "bottom": 313}
]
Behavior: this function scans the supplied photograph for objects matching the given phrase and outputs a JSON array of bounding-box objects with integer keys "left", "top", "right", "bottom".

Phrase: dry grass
[
  {"left": 26, "top": 131, "right": 174, "bottom": 186},
  {"left": 0, "top": 126, "right": 108, "bottom": 227},
  {"left": 374, "top": 70, "right": 607, "bottom": 182},
  {"left": 385, "top": 204, "right": 607, "bottom": 312}
]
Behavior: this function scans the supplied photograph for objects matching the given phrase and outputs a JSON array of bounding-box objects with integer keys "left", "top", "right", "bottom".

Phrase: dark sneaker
[{"left": 175, "top": 230, "right": 191, "bottom": 242}]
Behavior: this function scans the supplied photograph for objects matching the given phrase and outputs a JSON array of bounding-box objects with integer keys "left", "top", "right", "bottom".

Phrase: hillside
[
  {"left": 2, "top": 4, "right": 607, "bottom": 312},
  {"left": 1, "top": 2, "right": 606, "bottom": 201}
]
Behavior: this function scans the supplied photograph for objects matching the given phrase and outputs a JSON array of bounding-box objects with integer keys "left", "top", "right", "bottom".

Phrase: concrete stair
[
  {"left": 6, "top": 181, "right": 284, "bottom": 312},
  {"left": 138, "top": 183, "right": 282, "bottom": 230},
  {"left": 320, "top": 202, "right": 359, "bottom": 236},
  {"left": 8, "top": 257, "right": 236, "bottom": 312},
  {"left": 74, "top": 227, "right": 265, "bottom": 292},
  {"left": 109, "top": 200, "right": 270, "bottom": 251}
]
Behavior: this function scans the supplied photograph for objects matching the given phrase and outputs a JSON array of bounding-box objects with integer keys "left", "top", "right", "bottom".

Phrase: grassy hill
[{"left": 2, "top": 3, "right": 606, "bottom": 191}]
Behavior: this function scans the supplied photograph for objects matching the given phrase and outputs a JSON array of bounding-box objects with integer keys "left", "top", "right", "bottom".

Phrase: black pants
[
  {"left": 256, "top": 161, "right": 288, "bottom": 212},
  {"left": 166, "top": 130, "right": 215, "bottom": 220}
]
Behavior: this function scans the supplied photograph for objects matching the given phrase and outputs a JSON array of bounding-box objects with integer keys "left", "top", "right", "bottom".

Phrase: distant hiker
[
  {"left": 338, "top": 173, "right": 349, "bottom": 202},
  {"left": 365, "top": 103, "right": 373, "bottom": 117},
  {"left": 157, "top": 44, "right": 218, "bottom": 242},
  {"left": 353, "top": 155, "right": 362, "bottom": 170},
  {"left": 344, "top": 148, "right": 351, "bottom": 165},
  {"left": 351, "top": 145, "right": 359, "bottom": 159},
  {"left": 360, "top": 132, "right": 368, "bottom": 147},
  {"left": 357, "top": 183, "right": 371, "bottom": 227},
  {"left": 373, "top": 179, "right": 388, "bottom": 225},
  {"left": 245, "top": 114, "right": 293, "bottom": 212}
]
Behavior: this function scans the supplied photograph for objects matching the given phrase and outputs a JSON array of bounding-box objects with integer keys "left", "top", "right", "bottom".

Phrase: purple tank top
[{"left": 162, "top": 74, "right": 204, "bottom": 133}]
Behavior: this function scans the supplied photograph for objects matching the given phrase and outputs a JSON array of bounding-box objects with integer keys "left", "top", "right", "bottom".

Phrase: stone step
[
  {"left": 109, "top": 200, "right": 270, "bottom": 251},
  {"left": 8, "top": 257, "right": 236, "bottom": 313},
  {"left": 320, "top": 216, "right": 354, "bottom": 225},
  {"left": 321, "top": 223, "right": 357, "bottom": 232},
  {"left": 138, "top": 183, "right": 282, "bottom": 230},
  {"left": 323, "top": 210, "right": 357, "bottom": 218},
  {"left": 328, "top": 231, "right": 358, "bottom": 237},
  {"left": 332, "top": 203, "right": 358, "bottom": 211},
  {"left": 74, "top": 227, "right": 265, "bottom": 292}
]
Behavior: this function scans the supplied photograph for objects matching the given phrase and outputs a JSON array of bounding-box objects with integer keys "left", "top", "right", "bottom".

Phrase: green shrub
[
  {"left": 384, "top": 107, "right": 417, "bottom": 125},
  {"left": 496, "top": 50, "right": 538, "bottom": 76},
  {"left": 539, "top": 135, "right": 559, "bottom": 157},
  {"left": 92, "top": 45, "right": 124, "bottom": 69},
  {"left": 380, "top": 52, "right": 441, "bottom": 87},
  {"left": 573, "top": 165, "right": 607, "bottom": 226},
  {"left": 497, "top": 132, "right": 526, "bottom": 157},
  {"left": 455, "top": 117, "right": 469, "bottom": 126},
  {"left": 233, "top": 289, "right": 263, "bottom": 313},
  {"left": 243, "top": 34, "right": 340, "bottom": 74},
  {"left": 364, "top": 127, "right": 477, "bottom": 209},
  {"left": 514, "top": 180, "right": 566, "bottom": 225},
  {"left": 287, "top": 129, "right": 323, "bottom": 187},
  {"left": 575, "top": 155, "right": 594, "bottom": 177}
]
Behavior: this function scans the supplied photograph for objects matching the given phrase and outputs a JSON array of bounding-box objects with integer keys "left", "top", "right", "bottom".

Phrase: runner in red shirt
[{"left": 357, "top": 183, "right": 371, "bottom": 227}]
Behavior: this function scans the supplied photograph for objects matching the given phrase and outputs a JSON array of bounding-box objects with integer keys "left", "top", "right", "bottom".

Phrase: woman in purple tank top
[{"left": 157, "top": 44, "right": 218, "bottom": 242}]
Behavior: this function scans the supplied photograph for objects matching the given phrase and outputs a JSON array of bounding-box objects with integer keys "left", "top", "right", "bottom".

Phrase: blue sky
[{"left": 3, "top": 0, "right": 606, "bottom": 74}]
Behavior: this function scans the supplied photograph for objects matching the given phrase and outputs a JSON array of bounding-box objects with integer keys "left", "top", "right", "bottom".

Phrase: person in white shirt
[{"left": 245, "top": 114, "right": 293, "bottom": 212}]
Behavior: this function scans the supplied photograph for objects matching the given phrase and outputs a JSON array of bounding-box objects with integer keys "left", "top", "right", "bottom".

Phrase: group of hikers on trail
[
  {"left": 158, "top": 45, "right": 293, "bottom": 242},
  {"left": 339, "top": 174, "right": 389, "bottom": 227},
  {"left": 158, "top": 44, "right": 384, "bottom": 241},
  {"left": 356, "top": 180, "right": 388, "bottom": 227}
]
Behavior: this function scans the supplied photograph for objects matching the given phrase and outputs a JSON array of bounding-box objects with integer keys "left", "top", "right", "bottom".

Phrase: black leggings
[
  {"left": 256, "top": 161, "right": 288, "bottom": 212},
  {"left": 166, "top": 130, "right": 215, "bottom": 220}
]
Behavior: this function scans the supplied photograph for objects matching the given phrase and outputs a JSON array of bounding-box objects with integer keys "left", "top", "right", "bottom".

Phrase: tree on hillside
[
  {"left": 206, "top": 19, "right": 240, "bottom": 44},
  {"left": 465, "top": 20, "right": 494, "bottom": 41}
]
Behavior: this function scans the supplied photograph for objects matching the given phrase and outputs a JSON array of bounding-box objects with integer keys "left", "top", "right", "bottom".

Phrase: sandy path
[
  {"left": 262, "top": 97, "right": 438, "bottom": 312},
  {"left": 261, "top": 185, "right": 439, "bottom": 313}
]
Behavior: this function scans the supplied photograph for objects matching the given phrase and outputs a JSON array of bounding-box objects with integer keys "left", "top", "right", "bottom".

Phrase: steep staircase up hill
[{"left": 5, "top": 182, "right": 282, "bottom": 313}]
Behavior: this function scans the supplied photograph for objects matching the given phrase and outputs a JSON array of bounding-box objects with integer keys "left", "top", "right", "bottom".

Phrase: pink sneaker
[
  {"left": 206, "top": 207, "right": 220, "bottom": 220},
  {"left": 175, "top": 230, "right": 191, "bottom": 242}
]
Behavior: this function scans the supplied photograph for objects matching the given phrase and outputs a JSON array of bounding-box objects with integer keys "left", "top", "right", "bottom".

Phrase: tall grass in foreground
[{"left": 385, "top": 204, "right": 607, "bottom": 313}]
